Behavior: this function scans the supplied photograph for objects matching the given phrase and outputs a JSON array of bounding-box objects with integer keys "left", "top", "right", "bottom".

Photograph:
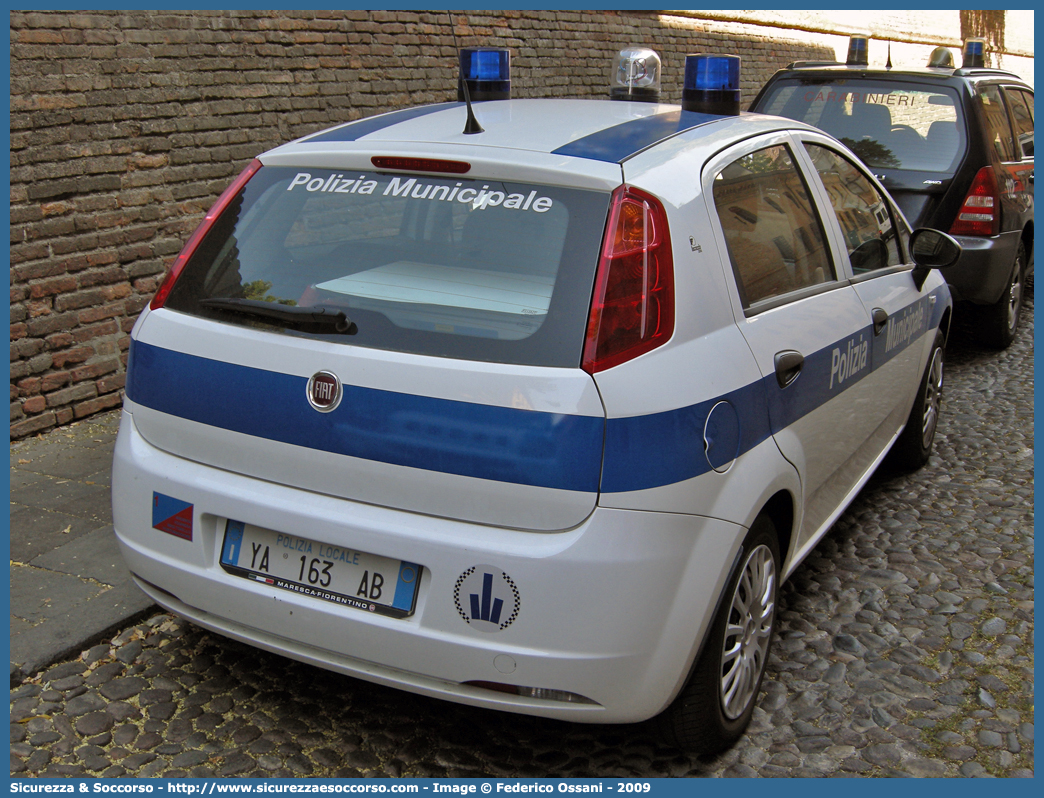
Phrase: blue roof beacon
[
  {"left": 962, "top": 37, "right": 986, "bottom": 68},
  {"left": 846, "top": 34, "right": 870, "bottom": 66},
  {"left": 457, "top": 47, "right": 511, "bottom": 102},
  {"left": 682, "top": 54, "right": 741, "bottom": 116}
]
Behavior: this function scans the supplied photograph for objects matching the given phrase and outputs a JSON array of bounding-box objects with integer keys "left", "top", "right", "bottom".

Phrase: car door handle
[
  {"left": 774, "top": 350, "right": 804, "bottom": 389},
  {"left": 872, "top": 307, "right": 889, "bottom": 336}
]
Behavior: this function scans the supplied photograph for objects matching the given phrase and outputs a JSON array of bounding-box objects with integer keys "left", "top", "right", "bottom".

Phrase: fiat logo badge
[{"left": 306, "top": 371, "right": 342, "bottom": 413}]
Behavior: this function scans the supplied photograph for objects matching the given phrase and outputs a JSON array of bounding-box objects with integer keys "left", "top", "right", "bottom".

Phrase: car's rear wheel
[
  {"left": 888, "top": 329, "right": 945, "bottom": 472},
  {"left": 981, "top": 242, "right": 1025, "bottom": 349},
  {"left": 654, "top": 515, "right": 779, "bottom": 754}
]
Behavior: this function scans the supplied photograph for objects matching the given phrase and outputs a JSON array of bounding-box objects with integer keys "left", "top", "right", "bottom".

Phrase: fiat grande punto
[{"left": 113, "top": 51, "right": 961, "bottom": 753}]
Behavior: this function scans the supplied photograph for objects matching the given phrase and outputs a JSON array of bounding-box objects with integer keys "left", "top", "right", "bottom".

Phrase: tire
[
  {"left": 654, "top": 515, "right": 780, "bottom": 755},
  {"left": 887, "top": 329, "right": 945, "bottom": 472},
  {"left": 980, "top": 242, "right": 1026, "bottom": 349}
]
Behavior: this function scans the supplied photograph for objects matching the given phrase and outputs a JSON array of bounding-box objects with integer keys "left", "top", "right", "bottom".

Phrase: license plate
[{"left": 219, "top": 520, "right": 421, "bottom": 618}]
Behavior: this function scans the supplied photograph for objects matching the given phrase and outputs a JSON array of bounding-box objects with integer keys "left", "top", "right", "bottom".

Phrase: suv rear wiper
[{"left": 200, "top": 298, "right": 355, "bottom": 334}]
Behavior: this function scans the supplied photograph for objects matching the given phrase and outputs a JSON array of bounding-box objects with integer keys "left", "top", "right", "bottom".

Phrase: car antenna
[
  {"left": 449, "top": 12, "right": 484, "bottom": 135},
  {"left": 886, "top": 42, "right": 892, "bottom": 69}
]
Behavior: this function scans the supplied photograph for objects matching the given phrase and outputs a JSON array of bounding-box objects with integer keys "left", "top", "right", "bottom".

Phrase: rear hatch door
[{"left": 126, "top": 155, "right": 616, "bottom": 531}]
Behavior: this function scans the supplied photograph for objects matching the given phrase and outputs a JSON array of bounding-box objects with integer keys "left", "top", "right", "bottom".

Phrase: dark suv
[{"left": 751, "top": 39, "right": 1033, "bottom": 348}]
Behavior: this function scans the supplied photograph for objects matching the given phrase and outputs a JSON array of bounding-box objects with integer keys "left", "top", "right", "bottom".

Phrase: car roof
[
  {"left": 267, "top": 99, "right": 815, "bottom": 166},
  {"left": 768, "top": 63, "right": 1029, "bottom": 86}
]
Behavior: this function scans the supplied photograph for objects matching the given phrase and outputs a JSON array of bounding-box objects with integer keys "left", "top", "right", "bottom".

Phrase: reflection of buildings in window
[
  {"left": 714, "top": 149, "right": 834, "bottom": 305},
  {"left": 979, "top": 88, "right": 1016, "bottom": 161}
]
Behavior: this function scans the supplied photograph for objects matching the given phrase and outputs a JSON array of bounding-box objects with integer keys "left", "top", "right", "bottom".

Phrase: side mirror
[{"left": 910, "top": 228, "right": 962, "bottom": 289}]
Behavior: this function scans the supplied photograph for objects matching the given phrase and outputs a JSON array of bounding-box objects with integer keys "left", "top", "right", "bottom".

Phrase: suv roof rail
[
  {"left": 785, "top": 60, "right": 840, "bottom": 69},
  {"left": 953, "top": 67, "right": 1024, "bottom": 80}
]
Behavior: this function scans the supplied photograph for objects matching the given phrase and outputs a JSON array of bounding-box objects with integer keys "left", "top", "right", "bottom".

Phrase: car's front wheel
[
  {"left": 654, "top": 515, "right": 780, "bottom": 754},
  {"left": 888, "top": 329, "right": 945, "bottom": 472},
  {"left": 981, "top": 242, "right": 1026, "bottom": 349}
]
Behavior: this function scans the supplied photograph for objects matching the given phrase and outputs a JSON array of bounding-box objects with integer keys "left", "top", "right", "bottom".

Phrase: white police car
[{"left": 113, "top": 50, "right": 960, "bottom": 753}]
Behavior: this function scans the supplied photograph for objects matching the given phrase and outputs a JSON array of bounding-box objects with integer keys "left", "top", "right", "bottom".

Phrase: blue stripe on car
[
  {"left": 304, "top": 105, "right": 719, "bottom": 163},
  {"left": 600, "top": 382, "right": 773, "bottom": 493},
  {"left": 552, "top": 109, "right": 722, "bottom": 164},
  {"left": 602, "top": 290, "right": 944, "bottom": 492},
  {"left": 130, "top": 289, "right": 944, "bottom": 494},
  {"left": 126, "top": 341, "right": 604, "bottom": 493},
  {"left": 302, "top": 104, "right": 463, "bottom": 144}
]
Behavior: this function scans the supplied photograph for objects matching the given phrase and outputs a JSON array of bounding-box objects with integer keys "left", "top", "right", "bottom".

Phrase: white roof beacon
[
  {"left": 927, "top": 46, "right": 956, "bottom": 69},
  {"left": 609, "top": 47, "right": 662, "bottom": 103}
]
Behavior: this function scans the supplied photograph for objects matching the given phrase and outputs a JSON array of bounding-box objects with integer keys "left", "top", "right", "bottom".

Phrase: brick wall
[
  {"left": 8, "top": 9, "right": 838, "bottom": 439},
  {"left": 7, "top": 10, "right": 1032, "bottom": 439}
]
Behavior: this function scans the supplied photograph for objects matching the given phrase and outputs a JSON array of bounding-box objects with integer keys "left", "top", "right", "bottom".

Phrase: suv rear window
[
  {"left": 164, "top": 167, "right": 610, "bottom": 368},
  {"left": 758, "top": 80, "right": 966, "bottom": 173}
]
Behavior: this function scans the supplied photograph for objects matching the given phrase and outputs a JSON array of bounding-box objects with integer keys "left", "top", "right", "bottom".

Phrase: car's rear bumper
[
  {"left": 945, "top": 230, "right": 1021, "bottom": 305},
  {"left": 113, "top": 408, "right": 746, "bottom": 724}
]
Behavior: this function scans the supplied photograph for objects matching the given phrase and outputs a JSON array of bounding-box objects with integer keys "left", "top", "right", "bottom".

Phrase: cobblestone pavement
[{"left": 11, "top": 295, "right": 1033, "bottom": 779}]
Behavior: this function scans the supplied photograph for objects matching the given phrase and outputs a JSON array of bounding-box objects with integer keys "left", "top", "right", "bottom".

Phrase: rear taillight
[
  {"left": 150, "top": 159, "right": 264, "bottom": 310},
  {"left": 582, "top": 185, "right": 674, "bottom": 374},
  {"left": 949, "top": 166, "right": 1001, "bottom": 237}
]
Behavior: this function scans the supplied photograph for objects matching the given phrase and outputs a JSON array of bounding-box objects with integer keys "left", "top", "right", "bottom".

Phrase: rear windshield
[
  {"left": 758, "top": 80, "right": 966, "bottom": 173},
  {"left": 164, "top": 167, "right": 610, "bottom": 367}
]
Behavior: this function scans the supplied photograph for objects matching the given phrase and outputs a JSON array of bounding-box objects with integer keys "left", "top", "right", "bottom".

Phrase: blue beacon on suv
[
  {"left": 962, "top": 38, "right": 986, "bottom": 68},
  {"left": 845, "top": 35, "right": 869, "bottom": 66}
]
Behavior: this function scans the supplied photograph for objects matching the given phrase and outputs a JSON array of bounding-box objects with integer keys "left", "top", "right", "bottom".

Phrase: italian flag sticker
[{"left": 152, "top": 492, "right": 193, "bottom": 541}]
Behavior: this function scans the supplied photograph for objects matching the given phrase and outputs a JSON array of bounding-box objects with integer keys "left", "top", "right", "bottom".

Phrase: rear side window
[
  {"left": 804, "top": 144, "right": 906, "bottom": 274},
  {"left": 712, "top": 144, "right": 835, "bottom": 307},
  {"left": 164, "top": 167, "right": 610, "bottom": 368},
  {"left": 758, "top": 80, "right": 965, "bottom": 173},
  {"left": 1006, "top": 89, "right": 1034, "bottom": 158},
  {"left": 978, "top": 85, "right": 1016, "bottom": 162}
]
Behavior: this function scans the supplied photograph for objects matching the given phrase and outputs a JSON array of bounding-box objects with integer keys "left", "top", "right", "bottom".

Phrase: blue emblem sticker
[
  {"left": 454, "top": 565, "right": 520, "bottom": 632},
  {"left": 152, "top": 492, "right": 193, "bottom": 541}
]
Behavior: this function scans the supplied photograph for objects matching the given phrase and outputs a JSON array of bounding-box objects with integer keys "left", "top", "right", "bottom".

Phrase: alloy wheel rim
[
  {"left": 1007, "top": 258, "right": 1023, "bottom": 332},
  {"left": 921, "top": 348, "right": 944, "bottom": 448},
  {"left": 720, "top": 543, "right": 776, "bottom": 720}
]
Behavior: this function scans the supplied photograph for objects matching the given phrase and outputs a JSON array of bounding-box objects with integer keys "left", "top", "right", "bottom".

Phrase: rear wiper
[{"left": 200, "top": 297, "right": 355, "bottom": 334}]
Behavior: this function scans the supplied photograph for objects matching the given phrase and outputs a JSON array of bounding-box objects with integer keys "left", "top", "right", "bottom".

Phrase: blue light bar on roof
[
  {"left": 458, "top": 47, "right": 510, "bottom": 102},
  {"left": 962, "top": 38, "right": 986, "bottom": 68},
  {"left": 682, "top": 54, "right": 740, "bottom": 116}
]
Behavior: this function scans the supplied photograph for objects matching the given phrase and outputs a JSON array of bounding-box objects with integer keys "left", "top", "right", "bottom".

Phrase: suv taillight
[
  {"left": 582, "top": 185, "right": 674, "bottom": 374},
  {"left": 150, "top": 159, "right": 264, "bottom": 310},
  {"left": 949, "top": 166, "right": 1001, "bottom": 237}
]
